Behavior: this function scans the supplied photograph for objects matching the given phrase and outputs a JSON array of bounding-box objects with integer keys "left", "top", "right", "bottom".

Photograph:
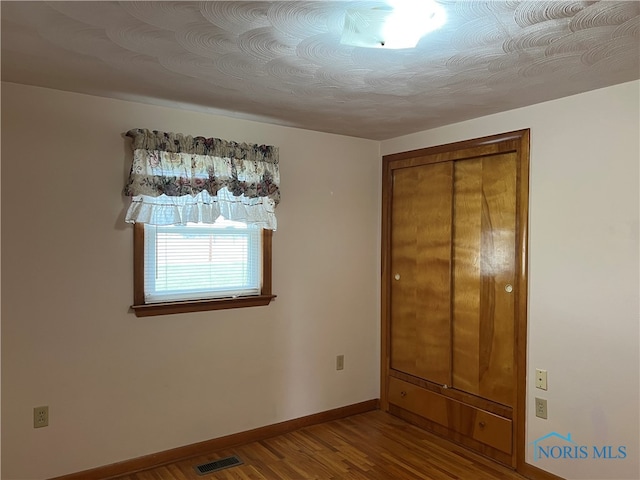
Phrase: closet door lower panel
[
  {"left": 390, "top": 161, "right": 453, "bottom": 386},
  {"left": 452, "top": 153, "right": 517, "bottom": 407},
  {"left": 388, "top": 377, "right": 513, "bottom": 456}
]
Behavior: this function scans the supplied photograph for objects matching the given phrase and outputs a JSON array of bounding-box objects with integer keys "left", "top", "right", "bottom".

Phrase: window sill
[{"left": 131, "top": 294, "right": 277, "bottom": 317}]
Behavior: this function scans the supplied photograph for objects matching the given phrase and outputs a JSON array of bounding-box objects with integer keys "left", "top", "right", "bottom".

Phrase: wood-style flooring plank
[{"left": 111, "top": 410, "right": 528, "bottom": 480}]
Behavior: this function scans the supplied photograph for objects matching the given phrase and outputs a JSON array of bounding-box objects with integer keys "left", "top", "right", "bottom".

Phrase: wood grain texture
[
  {"left": 389, "top": 370, "right": 512, "bottom": 419},
  {"left": 452, "top": 153, "right": 517, "bottom": 407},
  {"left": 382, "top": 129, "right": 531, "bottom": 473},
  {"left": 261, "top": 228, "right": 273, "bottom": 295},
  {"left": 380, "top": 159, "right": 393, "bottom": 412},
  {"left": 131, "top": 226, "right": 275, "bottom": 317},
  {"left": 390, "top": 162, "right": 453, "bottom": 385},
  {"left": 388, "top": 377, "right": 512, "bottom": 455},
  {"left": 514, "top": 130, "right": 531, "bottom": 472},
  {"left": 381, "top": 130, "right": 529, "bottom": 164},
  {"left": 133, "top": 223, "right": 145, "bottom": 306},
  {"left": 50, "top": 401, "right": 378, "bottom": 480},
  {"left": 108, "top": 410, "right": 541, "bottom": 480}
]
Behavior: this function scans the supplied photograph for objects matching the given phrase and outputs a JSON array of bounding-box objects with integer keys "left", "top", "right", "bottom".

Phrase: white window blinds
[{"left": 143, "top": 218, "right": 261, "bottom": 303}]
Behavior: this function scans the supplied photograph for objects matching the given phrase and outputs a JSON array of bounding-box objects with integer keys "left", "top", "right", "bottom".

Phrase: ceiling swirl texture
[{"left": 2, "top": 1, "right": 638, "bottom": 139}]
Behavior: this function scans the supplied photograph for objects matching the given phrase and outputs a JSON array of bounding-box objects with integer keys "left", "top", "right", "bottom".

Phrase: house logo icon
[
  {"left": 530, "top": 432, "right": 627, "bottom": 461},
  {"left": 530, "top": 432, "right": 576, "bottom": 461}
]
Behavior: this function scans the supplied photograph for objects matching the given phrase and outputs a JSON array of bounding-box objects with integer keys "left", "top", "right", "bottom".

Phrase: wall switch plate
[
  {"left": 535, "top": 369, "right": 548, "bottom": 390},
  {"left": 34, "top": 406, "right": 49, "bottom": 428},
  {"left": 535, "top": 398, "right": 547, "bottom": 419},
  {"left": 336, "top": 355, "right": 344, "bottom": 371}
]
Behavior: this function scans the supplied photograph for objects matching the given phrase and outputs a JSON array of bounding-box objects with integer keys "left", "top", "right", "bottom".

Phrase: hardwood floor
[{"left": 112, "top": 410, "right": 528, "bottom": 480}]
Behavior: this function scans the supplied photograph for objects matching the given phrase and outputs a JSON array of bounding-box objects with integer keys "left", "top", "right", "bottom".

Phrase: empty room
[{"left": 1, "top": 2, "right": 638, "bottom": 480}]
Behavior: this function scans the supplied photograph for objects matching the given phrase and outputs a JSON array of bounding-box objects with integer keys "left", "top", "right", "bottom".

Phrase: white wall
[
  {"left": 382, "top": 80, "right": 640, "bottom": 480},
  {"left": 3, "top": 79, "right": 638, "bottom": 480},
  {"left": 0, "top": 82, "right": 381, "bottom": 479}
]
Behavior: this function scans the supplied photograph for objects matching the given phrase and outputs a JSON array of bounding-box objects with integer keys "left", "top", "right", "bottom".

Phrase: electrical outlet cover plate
[
  {"left": 535, "top": 397, "right": 547, "bottom": 419},
  {"left": 535, "top": 369, "right": 548, "bottom": 390},
  {"left": 336, "top": 355, "right": 344, "bottom": 371},
  {"left": 34, "top": 406, "right": 49, "bottom": 428}
]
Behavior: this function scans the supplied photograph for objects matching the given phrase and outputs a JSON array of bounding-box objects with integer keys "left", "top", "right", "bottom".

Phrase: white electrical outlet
[
  {"left": 535, "top": 398, "right": 547, "bottom": 419},
  {"left": 34, "top": 406, "right": 49, "bottom": 428},
  {"left": 535, "top": 369, "right": 548, "bottom": 390},
  {"left": 336, "top": 355, "right": 344, "bottom": 371}
]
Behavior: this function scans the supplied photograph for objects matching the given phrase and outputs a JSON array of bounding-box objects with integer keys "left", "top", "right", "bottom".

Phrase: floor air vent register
[{"left": 194, "top": 455, "right": 244, "bottom": 475}]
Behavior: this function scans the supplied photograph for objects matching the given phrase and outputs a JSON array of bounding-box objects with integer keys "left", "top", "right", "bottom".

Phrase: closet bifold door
[
  {"left": 389, "top": 161, "right": 453, "bottom": 386},
  {"left": 452, "top": 153, "right": 518, "bottom": 407}
]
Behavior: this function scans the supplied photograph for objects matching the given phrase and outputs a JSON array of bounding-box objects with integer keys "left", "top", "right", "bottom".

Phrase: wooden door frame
[{"left": 380, "top": 130, "right": 556, "bottom": 479}]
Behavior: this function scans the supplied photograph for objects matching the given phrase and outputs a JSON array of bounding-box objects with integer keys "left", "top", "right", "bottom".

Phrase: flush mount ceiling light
[{"left": 340, "top": 0, "right": 446, "bottom": 49}]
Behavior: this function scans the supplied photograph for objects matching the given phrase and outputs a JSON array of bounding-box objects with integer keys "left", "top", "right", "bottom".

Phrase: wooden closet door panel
[
  {"left": 452, "top": 153, "right": 517, "bottom": 406},
  {"left": 390, "top": 162, "right": 453, "bottom": 385}
]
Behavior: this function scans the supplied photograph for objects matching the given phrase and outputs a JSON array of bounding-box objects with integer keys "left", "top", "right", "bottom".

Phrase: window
[
  {"left": 132, "top": 220, "right": 274, "bottom": 317},
  {"left": 145, "top": 218, "right": 260, "bottom": 302},
  {"left": 123, "top": 129, "right": 279, "bottom": 316}
]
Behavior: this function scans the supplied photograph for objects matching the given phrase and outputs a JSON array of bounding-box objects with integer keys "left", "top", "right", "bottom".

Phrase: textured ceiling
[{"left": 2, "top": 1, "right": 639, "bottom": 140}]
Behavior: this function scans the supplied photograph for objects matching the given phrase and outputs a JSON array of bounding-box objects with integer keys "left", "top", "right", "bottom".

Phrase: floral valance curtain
[{"left": 123, "top": 129, "right": 280, "bottom": 230}]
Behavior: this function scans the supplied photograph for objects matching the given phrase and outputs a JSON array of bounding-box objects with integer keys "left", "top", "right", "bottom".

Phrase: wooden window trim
[{"left": 131, "top": 223, "right": 275, "bottom": 317}]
